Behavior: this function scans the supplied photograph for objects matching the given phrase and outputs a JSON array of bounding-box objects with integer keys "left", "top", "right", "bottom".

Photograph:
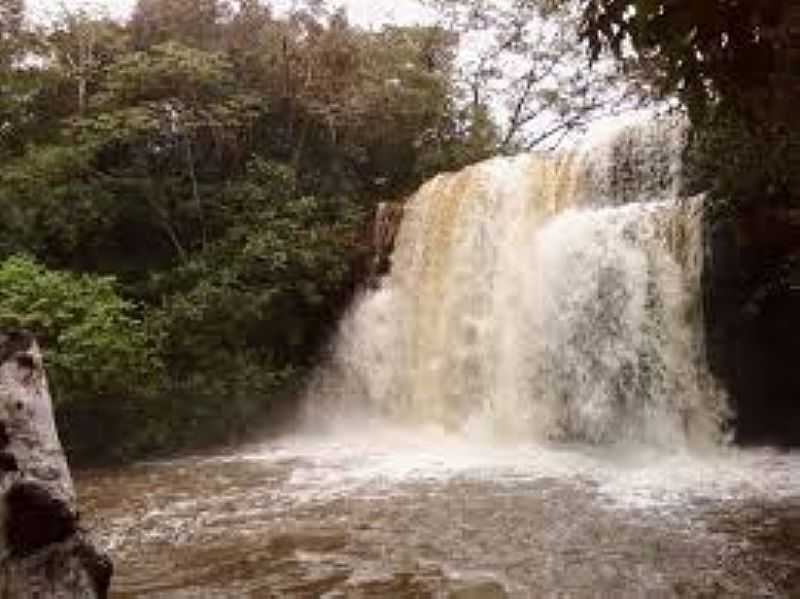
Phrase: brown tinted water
[{"left": 76, "top": 433, "right": 800, "bottom": 598}]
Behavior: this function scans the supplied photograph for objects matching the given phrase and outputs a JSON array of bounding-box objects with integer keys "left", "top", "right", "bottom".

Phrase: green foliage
[
  {"left": 153, "top": 158, "right": 365, "bottom": 371},
  {"left": 0, "top": 256, "right": 161, "bottom": 404},
  {"left": 0, "top": 0, "right": 25, "bottom": 70},
  {"left": 580, "top": 0, "right": 791, "bottom": 123},
  {"left": 97, "top": 41, "right": 235, "bottom": 106},
  {"left": 131, "top": 0, "right": 230, "bottom": 50},
  {"left": 0, "top": 0, "right": 498, "bottom": 464},
  {"left": 684, "top": 108, "right": 800, "bottom": 211},
  {"left": 0, "top": 143, "right": 116, "bottom": 262}
]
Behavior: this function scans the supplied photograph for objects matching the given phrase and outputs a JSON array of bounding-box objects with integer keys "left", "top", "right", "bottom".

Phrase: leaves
[
  {"left": 432, "top": 0, "right": 641, "bottom": 151},
  {"left": 0, "top": 0, "right": 497, "bottom": 463},
  {"left": 579, "top": 0, "right": 793, "bottom": 124},
  {"left": 0, "top": 256, "right": 162, "bottom": 404},
  {"left": 155, "top": 159, "right": 365, "bottom": 367}
]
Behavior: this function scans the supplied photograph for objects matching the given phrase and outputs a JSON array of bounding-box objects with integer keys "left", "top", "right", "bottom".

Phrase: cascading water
[
  {"left": 307, "top": 118, "right": 728, "bottom": 448},
  {"left": 73, "top": 120, "right": 799, "bottom": 599}
]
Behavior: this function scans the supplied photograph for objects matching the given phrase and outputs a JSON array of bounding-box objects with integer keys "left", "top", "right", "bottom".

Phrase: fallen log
[{"left": 0, "top": 332, "right": 112, "bottom": 598}]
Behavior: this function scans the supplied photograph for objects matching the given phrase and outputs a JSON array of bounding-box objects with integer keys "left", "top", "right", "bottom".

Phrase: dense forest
[
  {"left": 0, "top": 0, "right": 797, "bottom": 463},
  {"left": 0, "top": 0, "right": 508, "bottom": 463}
]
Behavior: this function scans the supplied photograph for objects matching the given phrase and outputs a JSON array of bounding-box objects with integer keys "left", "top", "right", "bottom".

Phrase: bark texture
[{"left": 0, "top": 332, "right": 112, "bottom": 598}]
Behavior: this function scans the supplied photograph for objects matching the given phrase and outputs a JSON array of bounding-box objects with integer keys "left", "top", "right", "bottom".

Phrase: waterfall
[{"left": 307, "top": 118, "right": 728, "bottom": 448}]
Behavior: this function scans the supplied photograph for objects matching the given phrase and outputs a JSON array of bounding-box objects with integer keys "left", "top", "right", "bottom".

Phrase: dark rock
[
  {"left": 703, "top": 206, "right": 800, "bottom": 446},
  {"left": 6, "top": 481, "right": 78, "bottom": 558},
  {"left": 0, "top": 334, "right": 111, "bottom": 597},
  {"left": 75, "top": 537, "right": 114, "bottom": 599},
  {"left": 0, "top": 331, "right": 34, "bottom": 366},
  {"left": 369, "top": 201, "right": 404, "bottom": 282},
  {"left": 0, "top": 421, "right": 9, "bottom": 448},
  {"left": 0, "top": 451, "right": 18, "bottom": 473},
  {"left": 448, "top": 580, "right": 508, "bottom": 599}
]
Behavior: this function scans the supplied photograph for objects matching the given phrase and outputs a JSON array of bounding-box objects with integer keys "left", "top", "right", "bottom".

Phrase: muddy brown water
[{"left": 75, "top": 433, "right": 800, "bottom": 598}]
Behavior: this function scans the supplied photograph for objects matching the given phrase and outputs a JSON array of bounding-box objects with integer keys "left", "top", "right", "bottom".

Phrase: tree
[
  {"left": 0, "top": 0, "right": 498, "bottom": 464},
  {"left": 219, "top": 4, "right": 482, "bottom": 194},
  {"left": 130, "top": 0, "right": 231, "bottom": 50},
  {"left": 0, "top": 0, "right": 24, "bottom": 70},
  {"left": 69, "top": 40, "right": 259, "bottom": 267},
  {"left": 431, "top": 0, "right": 642, "bottom": 151},
  {"left": 580, "top": 0, "right": 797, "bottom": 125},
  {"left": 580, "top": 0, "right": 800, "bottom": 207},
  {"left": 0, "top": 256, "right": 162, "bottom": 406},
  {"left": 47, "top": 11, "right": 129, "bottom": 116},
  {"left": 0, "top": 0, "right": 36, "bottom": 157}
]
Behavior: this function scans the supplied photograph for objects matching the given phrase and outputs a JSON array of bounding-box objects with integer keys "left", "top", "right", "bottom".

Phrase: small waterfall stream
[{"left": 308, "top": 119, "right": 727, "bottom": 448}]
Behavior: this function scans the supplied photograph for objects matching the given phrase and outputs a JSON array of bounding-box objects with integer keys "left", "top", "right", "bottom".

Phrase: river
[{"left": 76, "top": 432, "right": 799, "bottom": 597}]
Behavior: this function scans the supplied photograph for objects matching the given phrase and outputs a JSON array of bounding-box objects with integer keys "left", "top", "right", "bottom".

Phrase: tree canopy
[
  {"left": 12, "top": 0, "right": 775, "bottom": 462},
  {"left": 0, "top": 0, "right": 509, "bottom": 463},
  {"left": 431, "top": 0, "right": 642, "bottom": 151},
  {"left": 580, "top": 0, "right": 797, "bottom": 124}
]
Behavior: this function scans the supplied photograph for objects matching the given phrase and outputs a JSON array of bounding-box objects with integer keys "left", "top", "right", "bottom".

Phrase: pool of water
[{"left": 76, "top": 430, "right": 800, "bottom": 597}]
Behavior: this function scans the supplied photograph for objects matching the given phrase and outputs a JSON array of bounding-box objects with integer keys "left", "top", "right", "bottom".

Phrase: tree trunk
[{"left": 0, "top": 332, "right": 112, "bottom": 598}]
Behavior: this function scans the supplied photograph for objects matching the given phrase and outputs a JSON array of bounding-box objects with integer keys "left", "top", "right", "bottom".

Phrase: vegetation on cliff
[
  {"left": 0, "top": 0, "right": 507, "bottom": 462},
  {"left": 1, "top": 0, "right": 797, "bottom": 459}
]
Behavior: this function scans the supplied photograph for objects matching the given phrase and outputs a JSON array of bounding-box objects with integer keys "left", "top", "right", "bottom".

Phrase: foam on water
[{"left": 214, "top": 431, "right": 797, "bottom": 511}]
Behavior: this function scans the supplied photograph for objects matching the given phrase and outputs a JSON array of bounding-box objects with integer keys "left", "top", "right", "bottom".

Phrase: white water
[
  {"left": 78, "top": 433, "right": 800, "bottom": 597},
  {"left": 307, "top": 118, "right": 727, "bottom": 449},
  {"left": 77, "top": 120, "right": 798, "bottom": 598}
]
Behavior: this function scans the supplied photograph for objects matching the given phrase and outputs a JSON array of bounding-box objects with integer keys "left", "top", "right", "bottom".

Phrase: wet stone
[
  {"left": 0, "top": 421, "right": 9, "bottom": 448},
  {"left": 448, "top": 580, "right": 508, "bottom": 599},
  {"left": 6, "top": 480, "right": 78, "bottom": 558},
  {"left": 0, "top": 334, "right": 111, "bottom": 598},
  {"left": 0, "top": 451, "right": 18, "bottom": 473}
]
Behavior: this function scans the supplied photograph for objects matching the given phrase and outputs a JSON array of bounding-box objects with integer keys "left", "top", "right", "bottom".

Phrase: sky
[{"left": 26, "top": 0, "right": 434, "bottom": 28}]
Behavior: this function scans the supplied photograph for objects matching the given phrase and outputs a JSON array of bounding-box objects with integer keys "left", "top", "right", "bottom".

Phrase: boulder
[
  {"left": 0, "top": 332, "right": 112, "bottom": 598},
  {"left": 369, "top": 201, "right": 404, "bottom": 281},
  {"left": 703, "top": 208, "right": 800, "bottom": 445}
]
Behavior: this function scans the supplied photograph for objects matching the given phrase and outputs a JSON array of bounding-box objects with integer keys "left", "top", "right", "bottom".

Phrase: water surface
[{"left": 77, "top": 432, "right": 800, "bottom": 597}]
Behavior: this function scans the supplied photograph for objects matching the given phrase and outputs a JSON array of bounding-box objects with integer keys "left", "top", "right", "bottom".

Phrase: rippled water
[{"left": 76, "top": 429, "right": 800, "bottom": 597}]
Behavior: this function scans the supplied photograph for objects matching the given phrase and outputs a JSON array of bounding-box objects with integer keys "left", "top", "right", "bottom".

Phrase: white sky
[{"left": 26, "top": 0, "right": 434, "bottom": 28}]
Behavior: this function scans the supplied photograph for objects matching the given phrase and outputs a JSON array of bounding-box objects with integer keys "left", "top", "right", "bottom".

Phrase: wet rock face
[
  {"left": 704, "top": 208, "right": 800, "bottom": 446},
  {"left": 7, "top": 481, "right": 78, "bottom": 558},
  {"left": 370, "top": 201, "right": 404, "bottom": 281},
  {"left": 0, "top": 332, "right": 112, "bottom": 598}
]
